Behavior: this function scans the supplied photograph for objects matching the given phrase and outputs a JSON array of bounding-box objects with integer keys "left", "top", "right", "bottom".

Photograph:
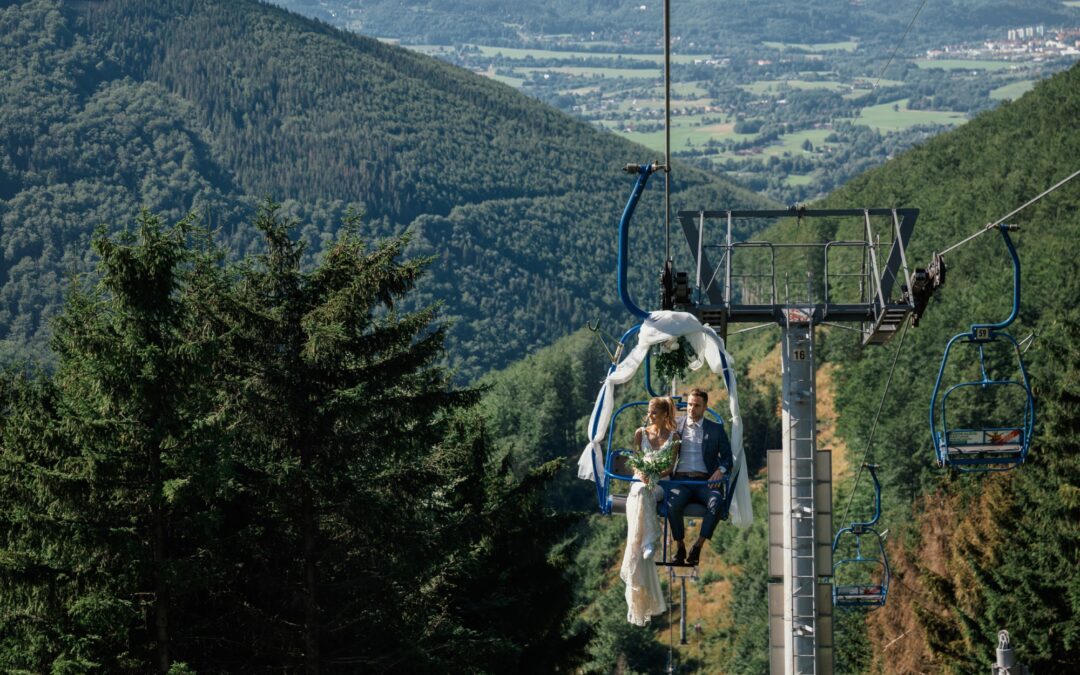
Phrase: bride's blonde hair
[{"left": 645, "top": 396, "right": 677, "bottom": 434}]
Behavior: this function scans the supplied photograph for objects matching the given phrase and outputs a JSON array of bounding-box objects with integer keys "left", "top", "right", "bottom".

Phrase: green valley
[{"left": 274, "top": 1, "right": 1080, "bottom": 205}]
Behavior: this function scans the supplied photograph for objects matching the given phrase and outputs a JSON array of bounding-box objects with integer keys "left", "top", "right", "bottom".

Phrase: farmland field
[
  {"left": 783, "top": 173, "right": 816, "bottom": 187},
  {"left": 517, "top": 66, "right": 659, "bottom": 79},
  {"left": 739, "top": 80, "right": 849, "bottom": 94},
  {"left": 601, "top": 113, "right": 738, "bottom": 152},
  {"left": 848, "top": 99, "right": 966, "bottom": 132},
  {"left": 914, "top": 59, "right": 1022, "bottom": 71},
  {"left": 761, "top": 40, "right": 858, "bottom": 52},
  {"left": 989, "top": 80, "right": 1037, "bottom": 100},
  {"left": 644, "top": 82, "right": 713, "bottom": 98},
  {"left": 711, "top": 128, "right": 836, "bottom": 163},
  {"left": 468, "top": 44, "right": 711, "bottom": 65}
]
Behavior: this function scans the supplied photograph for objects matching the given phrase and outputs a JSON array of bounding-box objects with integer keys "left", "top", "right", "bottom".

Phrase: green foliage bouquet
[
  {"left": 627, "top": 439, "right": 679, "bottom": 485},
  {"left": 653, "top": 336, "right": 696, "bottom": 383}
]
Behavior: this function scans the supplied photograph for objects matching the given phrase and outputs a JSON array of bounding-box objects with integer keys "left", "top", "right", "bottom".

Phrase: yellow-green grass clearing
[
  {"left": 601, "top": 116, "right": 738, "bottom": 154},
  {"left": 762, "top": 40, "right": 858, "bottom": 52},
  {"left": 841, "top": 80, "right": 906, "bottom": 100},
  {"left": 407, "top": 45, "right": 456, "bottom": 57},
  {"left": 709, "top": 129, "right": 837, "bottom": 163},
  {"left": 783, "top": 173, "right": 817, "bottom": 187},
  {"left": 642, "top": 81, "right": 713, "bottom": 98},
  {"left": 989, "top": 80, "right": 1037, "bottom": 100},
  {"left": 562, "top": 40, "right": 623, "bottom": 48},
  {"left": 485, "top": 73, "right": 526, "bottom": 88},
  {"left": 739, "top": 79, "right": 848, "bottom": 95},
  {"left": 467, "top": 44, "right": 711, "bottom": 65},
  {"left": 564, "top": 85, "right": 603, "bottom": 95},
  {"left": 516, "top": 66, "right": 659, "bottom": 79},
  {"left": 847, "top": 99, "right": 966, "bottom": 132},
  {"left": 612, "top": 97, "right": 722, "bottom": 113},
  {"left": 1064, "top": 1, "right": 1080, "bottom": 7},
  {"left": 771, "top": 129, "right": 834, "bottom": 155},
  {"left": 914, "top": 59, "right": 1023, "bottom": 71}
]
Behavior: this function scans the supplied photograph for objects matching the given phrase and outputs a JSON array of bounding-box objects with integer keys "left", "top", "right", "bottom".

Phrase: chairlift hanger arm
[
  {"left": 971, "top": 224, "right": 1021, "bottom": 334},
  {"left": 618, "top": 163, "right": 660, "bottom": 320},
  {"left": 851, "top": 464, "right": 883, "bottom": 531}
]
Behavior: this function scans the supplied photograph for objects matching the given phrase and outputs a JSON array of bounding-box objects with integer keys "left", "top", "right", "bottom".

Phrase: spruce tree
[
  {"left": 207, "top": 203, "right": 486, "bottom": 671},
  {"left": 0, "top": 213, "right": 226, "bottom": 673}
]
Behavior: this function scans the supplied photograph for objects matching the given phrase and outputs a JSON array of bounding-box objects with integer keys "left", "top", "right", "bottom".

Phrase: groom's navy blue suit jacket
[{"left": 674, "top": 417, "right": 733, "bottom": 476}]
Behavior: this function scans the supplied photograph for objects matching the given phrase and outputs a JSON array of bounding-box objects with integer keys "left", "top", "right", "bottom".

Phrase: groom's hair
[{"left": 687, "top": 388, "right": 708, "bottom": 403}]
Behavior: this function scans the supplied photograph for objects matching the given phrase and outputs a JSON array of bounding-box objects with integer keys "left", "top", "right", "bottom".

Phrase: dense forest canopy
[{"left": 0, "top": 0, "right": 770, "bottom": 379}]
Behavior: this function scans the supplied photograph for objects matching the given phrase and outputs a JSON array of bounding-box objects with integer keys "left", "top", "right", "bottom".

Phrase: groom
[{"left": 666, "top": 388, "right": 734, "bottom": 566}]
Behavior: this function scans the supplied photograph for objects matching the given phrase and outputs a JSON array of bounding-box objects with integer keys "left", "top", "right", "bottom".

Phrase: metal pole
[
  {"left": 680, "top": 577, "right": 688, "bottom": 644},
  {"left": 781, "top": 309, "right": 821, "bottom": 675}
]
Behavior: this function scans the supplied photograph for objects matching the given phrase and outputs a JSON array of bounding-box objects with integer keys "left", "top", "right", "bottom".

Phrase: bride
[{"left": 621, "top": 396, "right": 680, "bottom": 626}]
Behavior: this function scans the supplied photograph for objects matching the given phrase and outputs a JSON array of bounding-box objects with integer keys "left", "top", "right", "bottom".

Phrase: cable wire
[
  {"left": 663, "top": 0, "right": 672, "bottom": 265},
  {"left": 874, "top": 0, "right": 930, "bottom": 88},
  {"left": 939, "top": 167, "right": 1080, "bottom": 257},
  {"left": 837, "top": 316, "right": 912, "bottom": 530}
]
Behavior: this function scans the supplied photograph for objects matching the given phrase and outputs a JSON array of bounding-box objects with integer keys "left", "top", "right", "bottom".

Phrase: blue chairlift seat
[
  {"left": 929, "top": 225, "right": 1034, "bottom": 472},
  {"left": 832, "top": 464, "right": 890, "bottom": 609},
  {"left": 600, "top": 399, "right": 734, "bottom": 521}
]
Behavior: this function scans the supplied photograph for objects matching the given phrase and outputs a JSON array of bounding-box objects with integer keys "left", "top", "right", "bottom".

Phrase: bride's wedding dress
[{"left": 620, "top": 430, "right": 672, "bottom": 625}]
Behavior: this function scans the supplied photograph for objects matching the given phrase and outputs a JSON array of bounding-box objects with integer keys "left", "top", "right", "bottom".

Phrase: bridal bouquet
[{"left": 627, "top": 440, "right": 679, "bottom": 485}]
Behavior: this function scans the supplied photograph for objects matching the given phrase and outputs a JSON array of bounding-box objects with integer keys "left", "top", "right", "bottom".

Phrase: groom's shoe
[
  {"left": 671, "top": 545, "right": 686, "bottom": 565},
  {"left": 686, "top": 542, "right": 704, "bottom": 566}
]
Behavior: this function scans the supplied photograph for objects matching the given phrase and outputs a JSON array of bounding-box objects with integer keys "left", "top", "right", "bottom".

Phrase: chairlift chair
[
  {"left": 831, "top": 464, "right": 890, "bottom": 609},
  {"left": 591, "top": 337, "right": 738, "bottom": 567},
  {"left": 929, "top": 224, "right": 1034, "bottom": 471}
]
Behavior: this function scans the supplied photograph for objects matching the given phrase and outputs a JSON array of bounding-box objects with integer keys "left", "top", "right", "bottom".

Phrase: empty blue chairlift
[
  {"left": 831, "top": 464, "right": 890, "bottom": 609},
  {"left": 929, "top": 224, "right": 1034, "bottom": 471}
]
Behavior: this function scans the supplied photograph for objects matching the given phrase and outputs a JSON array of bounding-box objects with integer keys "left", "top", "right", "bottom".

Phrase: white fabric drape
[
  {"left": 576, "top": 310, "right": 753, "bottom": 528},
  {"left": 620, "top": 481, "right": 665, "bottom": 625}
]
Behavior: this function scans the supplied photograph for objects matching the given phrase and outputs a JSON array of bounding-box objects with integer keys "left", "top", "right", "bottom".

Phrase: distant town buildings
[
  {"left": 1007, "top": 25, "right": 1045, "bottom": 41},
  {"left": 925, "top": 25, "right": 1080, "bottom": 62}
]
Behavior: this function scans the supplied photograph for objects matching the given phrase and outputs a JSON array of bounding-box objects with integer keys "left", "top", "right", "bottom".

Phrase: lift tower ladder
[{"left": 783, "top": 308, "right": 818, "bottom": 673}]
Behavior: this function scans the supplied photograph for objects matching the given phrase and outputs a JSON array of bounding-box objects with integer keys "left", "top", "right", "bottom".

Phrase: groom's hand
[{"left": 707, "top": 469, "right": 725, "bottom": 487}]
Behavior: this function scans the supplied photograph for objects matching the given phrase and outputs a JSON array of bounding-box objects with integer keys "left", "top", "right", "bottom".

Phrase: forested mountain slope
[
  {"left": 814, "top": 63, "right": 1080, "bottom": 671},
  {"left": 0, "top": 0, "right": 770, "bottom": 378}
]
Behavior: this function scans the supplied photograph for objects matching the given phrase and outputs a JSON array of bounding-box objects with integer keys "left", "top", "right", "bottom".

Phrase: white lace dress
[{"left": 620, "top": 430, "right": 673, "bottom": 625}]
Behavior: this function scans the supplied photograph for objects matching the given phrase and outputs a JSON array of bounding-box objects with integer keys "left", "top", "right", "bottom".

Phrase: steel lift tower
[{"left": 668, "top": 207, "right": 922, "bottom": 675}]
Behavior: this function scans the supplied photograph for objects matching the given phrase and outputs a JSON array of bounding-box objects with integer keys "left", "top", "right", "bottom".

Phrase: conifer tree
[
  {"left": 0, "top": 213, "right": 225, "bottom": 673},
  {"left": 207, "top": 202, "right": 490, "bottom": 671}
]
